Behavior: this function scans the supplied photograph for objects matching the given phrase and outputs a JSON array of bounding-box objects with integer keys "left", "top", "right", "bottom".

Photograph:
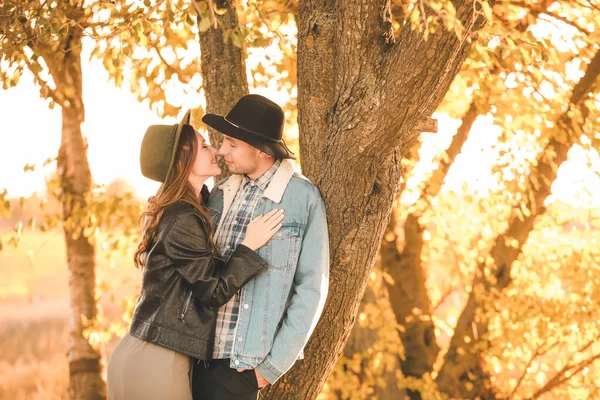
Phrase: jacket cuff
[
  {"left": 232, "top": 244, "right": 269, "bottom": 271},
  {"left": 256, "top": 358, "right": 284, "bottom": 384}
]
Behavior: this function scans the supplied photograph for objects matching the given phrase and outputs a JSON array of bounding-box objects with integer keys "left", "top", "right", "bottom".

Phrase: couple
[{"left": 106, "top": 94, "right": 330, "bottom": 399}]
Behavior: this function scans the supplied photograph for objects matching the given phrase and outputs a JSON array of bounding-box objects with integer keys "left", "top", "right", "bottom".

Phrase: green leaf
[{"left": 198, "top": 17, "right": 211, "bottom": 32}]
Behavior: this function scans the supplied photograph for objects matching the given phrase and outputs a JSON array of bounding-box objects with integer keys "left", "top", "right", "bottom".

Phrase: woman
[{"left": 107, "top": 111, "right": 283, "bottom": 400}]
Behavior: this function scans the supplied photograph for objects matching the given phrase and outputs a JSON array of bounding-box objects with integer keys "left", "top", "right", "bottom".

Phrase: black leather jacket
[{"left": 129, "top": 200, "right": 268, "bottom": 360}]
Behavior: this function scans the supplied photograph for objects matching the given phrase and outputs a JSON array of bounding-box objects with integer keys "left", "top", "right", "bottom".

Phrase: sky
[{"left": 0, "top": 51, "right": 166, "bottom": 199}]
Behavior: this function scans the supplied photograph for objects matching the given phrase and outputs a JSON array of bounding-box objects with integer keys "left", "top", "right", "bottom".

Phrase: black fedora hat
[
  {"left": 202, "top": 94, "right": 296, "bottom": 160},
  {"left": 140, "top": 110, "right": 192, "bottom": 186}
]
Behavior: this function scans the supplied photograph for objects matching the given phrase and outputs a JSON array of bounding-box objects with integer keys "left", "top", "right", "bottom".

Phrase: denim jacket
[{"left": 208, "top": 159, "right": 330, "bottom": 383}]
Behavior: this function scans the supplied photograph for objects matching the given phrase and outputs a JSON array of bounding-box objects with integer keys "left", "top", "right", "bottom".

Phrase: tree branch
[
  {"left": 530, "top": 335, "right": 600, "bottom": 399},
  {"left": 152, "top": 43, "right": 191, "bottom": 84},
  {"left": 540, "top": 12, "right": 591, "bottom": 36},
  {"left": 509, "top": 339, "right": 559, "bottom": 398},
  {"left": 496, "top": 0, "right": 592, "bottom": 36},
  {"left": 369, "top": 0, "right": 492, "bottom": 157}
]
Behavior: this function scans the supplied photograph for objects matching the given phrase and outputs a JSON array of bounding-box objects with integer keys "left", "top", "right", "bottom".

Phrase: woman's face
[{"left": 190, "top": 132, "right": 221, "bottom": 181}]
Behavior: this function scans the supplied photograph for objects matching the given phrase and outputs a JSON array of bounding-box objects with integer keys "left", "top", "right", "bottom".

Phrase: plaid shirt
[{"left": 212, "top": 160, "right": 281, "bottom": 359}]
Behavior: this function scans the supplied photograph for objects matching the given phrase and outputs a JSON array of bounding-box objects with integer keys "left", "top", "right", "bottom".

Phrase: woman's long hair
[{"left": 134, "top": 126, "right": 217, "bottom": 269}]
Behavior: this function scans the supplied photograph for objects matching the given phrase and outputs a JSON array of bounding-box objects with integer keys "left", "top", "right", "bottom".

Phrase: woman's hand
[{"left": 241, "top": 209, "right": 284, "bottom": 251}]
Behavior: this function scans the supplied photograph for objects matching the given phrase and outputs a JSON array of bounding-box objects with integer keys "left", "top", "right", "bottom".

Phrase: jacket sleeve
[
  {"left": 163, "top": 212, "right": 268, "bottom": 309},
  {"left": 255, "top": 192, "right": 330, "bottom": 384}
]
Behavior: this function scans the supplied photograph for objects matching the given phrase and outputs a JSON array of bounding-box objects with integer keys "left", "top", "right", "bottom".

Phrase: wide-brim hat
[
  {"left": 140, "top": 110, "right": 192, "bottom": 188},
  {"left": 202, "top": 94, "right": 296, "bottom": 160}
]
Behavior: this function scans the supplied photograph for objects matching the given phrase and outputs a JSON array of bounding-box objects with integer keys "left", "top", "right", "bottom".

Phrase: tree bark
[
  {"left": 197, "top": 0, "right": 249, "bottom": 182},
  {"left": 260, "top": 1, "right": 492, "bottom": 398},
  {"left": 49, "top": 26, "right": 106, "bottom": 400},
  {"left": 339, "top": 102, "right": 476, "bottom": 400},
  {"left": 435, "top": 48, "right": 600, "bottom": 399}
]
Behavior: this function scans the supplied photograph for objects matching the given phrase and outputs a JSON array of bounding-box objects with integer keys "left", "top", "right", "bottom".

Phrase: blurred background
[{"left": 1, "top": 0, "right": 599, "bottom": 399}]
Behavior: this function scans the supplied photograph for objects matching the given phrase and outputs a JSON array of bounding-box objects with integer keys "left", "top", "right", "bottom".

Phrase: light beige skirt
[{"left": 107, "top": 333, "right": 192, "bottom": 400}]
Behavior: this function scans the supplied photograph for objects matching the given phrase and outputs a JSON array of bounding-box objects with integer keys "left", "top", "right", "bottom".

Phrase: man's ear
[{"left": 258, "top": 150, "right": 273, "bottom": 160}]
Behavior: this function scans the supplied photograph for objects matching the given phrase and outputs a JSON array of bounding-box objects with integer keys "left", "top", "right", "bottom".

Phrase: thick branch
[
  {"left": 386, "top": 101, "right": 478, "bottom": 387},
  {"left": 296, "top": 0, "right": 337, "bottom": 181},
  {"left": 363, "top": 0, "right": 493, "bottom": 157},
  {"left": 196, "top": 0, "right": 249, "bottom": 182}
]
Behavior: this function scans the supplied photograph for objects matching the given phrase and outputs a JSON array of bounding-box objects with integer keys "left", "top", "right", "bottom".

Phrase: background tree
[{"left": 1, "top": 3, "right": 106, "bottom": 398}]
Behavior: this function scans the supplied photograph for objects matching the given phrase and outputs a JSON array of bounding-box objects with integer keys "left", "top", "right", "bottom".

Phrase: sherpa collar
[{"left": 219, "top": 159, "right": 295, "bottom": 205}]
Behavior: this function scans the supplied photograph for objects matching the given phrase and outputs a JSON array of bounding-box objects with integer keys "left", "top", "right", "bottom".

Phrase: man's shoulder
[
  {"left": 213, "top": 176, "right": 230, "bottom": 191},
  {"left": 208, "top": 176, "right": 230, "bottom": 203},
  {"left": 286, "top": 173, "right": 322, "bottom": 201}
]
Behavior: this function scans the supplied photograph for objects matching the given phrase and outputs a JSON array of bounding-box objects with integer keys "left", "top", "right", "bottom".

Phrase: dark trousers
[{"left": 192, "top": 359, "right": 259, "bottom": 400}]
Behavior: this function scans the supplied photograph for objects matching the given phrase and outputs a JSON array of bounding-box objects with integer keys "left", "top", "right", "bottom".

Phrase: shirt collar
[{"left": 242, "top": 160, "right": 281, "bottom": 190}]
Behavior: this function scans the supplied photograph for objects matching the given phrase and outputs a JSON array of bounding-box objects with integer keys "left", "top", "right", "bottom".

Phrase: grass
[
  {"left": 0, "top": 229, "right": 141, "bottom": 399},
  {"left": 0, "top": 318, "right": 69, "bottom": 400}
]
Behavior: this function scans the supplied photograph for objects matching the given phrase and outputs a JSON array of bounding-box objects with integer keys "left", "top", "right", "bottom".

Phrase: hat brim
[
  {"left": 203, "top": 114, "right": 297, "bottom": 160},
  {"left": 158, "top": 109, "right": 192, "bottom": 194}
]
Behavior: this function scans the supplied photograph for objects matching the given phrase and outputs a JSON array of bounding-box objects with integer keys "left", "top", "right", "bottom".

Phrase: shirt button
[
  {"left": 243, "top": 304, "right": 249, "bottom": 309},
  {"left": 260, "top": 199, "right": 265, "bottom": 204},
  {"left": 234, "top": 360, "right": 240, "bottom": 366},
  {"left": 238, "top": 337, "right": 243, "bottom": 342}
]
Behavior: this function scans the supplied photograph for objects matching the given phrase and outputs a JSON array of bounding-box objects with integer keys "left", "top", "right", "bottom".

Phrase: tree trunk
[
  {"left": 339, "top": 103, "right": 476, "bottom": 400},
  {"left": 338, "top": 214, "right": 406, "bottom": 400},
  {"left": 261, "top": 1, "right": 491, "bottom": 398},
  {"left": 197, "top": 0, "right": 249, "bottom": 182},
  {"left": 435, "top": 48, "right": 600, "bottom": 399},
  {"left": 50, "top": 26, "right": 106, "bottom": 400}
]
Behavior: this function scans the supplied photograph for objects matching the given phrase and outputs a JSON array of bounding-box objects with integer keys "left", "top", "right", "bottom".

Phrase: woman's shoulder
[
  {"left": 161, "top": 201, "right": 203, "bottom": 222},
  {"left": 157, "top": 202, "right": 209, "bottom": 242}
]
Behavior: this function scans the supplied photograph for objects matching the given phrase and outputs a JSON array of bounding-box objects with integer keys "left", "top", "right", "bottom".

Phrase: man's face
[{"left": 217, "top": 136, "right": 261, "bottom": 175}]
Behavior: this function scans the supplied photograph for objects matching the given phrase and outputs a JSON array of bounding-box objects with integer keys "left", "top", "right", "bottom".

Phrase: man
[{"left": 192, "top": 94, "right": 329, "bottom": 400}]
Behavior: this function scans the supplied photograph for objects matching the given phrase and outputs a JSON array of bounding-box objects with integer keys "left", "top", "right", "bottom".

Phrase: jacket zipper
[{"left": 179, "top": 290, "right": 193, "bottom": 322}]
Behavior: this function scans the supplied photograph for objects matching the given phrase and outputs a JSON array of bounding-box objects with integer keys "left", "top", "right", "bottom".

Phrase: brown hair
[{"left": 134, "top": 126, "right": 217, "bottom": 269}]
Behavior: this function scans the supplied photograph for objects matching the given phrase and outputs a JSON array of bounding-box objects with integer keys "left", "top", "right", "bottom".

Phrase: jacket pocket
[
  {"left": 179, "top": 290, "right": 193, "bottom": 322},
  {"left": 270, "top": 224, "right": 302, "bottom": 270}
]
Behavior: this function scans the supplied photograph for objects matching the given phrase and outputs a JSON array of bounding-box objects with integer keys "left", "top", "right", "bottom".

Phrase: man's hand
[{"left": 236, "top": 368, "right": 269, "bottom": 388}]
